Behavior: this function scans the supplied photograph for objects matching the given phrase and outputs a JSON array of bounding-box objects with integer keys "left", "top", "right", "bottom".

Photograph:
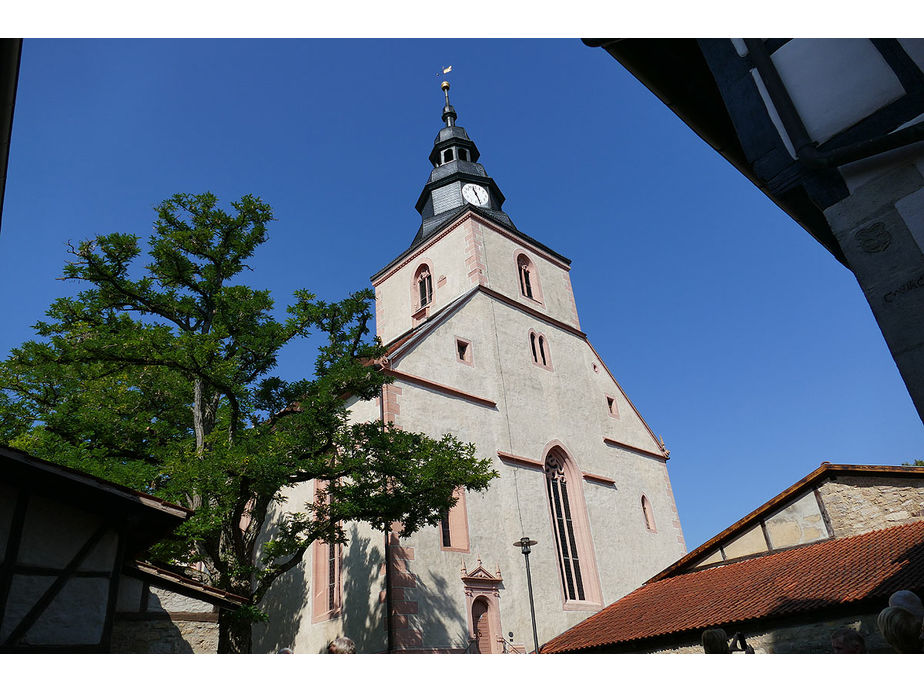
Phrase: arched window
[
  {"left": 529, "top": 330, "right": 551, "bottom": 369},
  {"left": 642, "top": 495, "right": 657, "bottom": 532},
  {"left": 414, "top": 264, "right": 433, "bottom": 309},
  {"left": 544, "top": 448, "right": 595, "bottom": 602},
  {"left": 516, "top": 253, "right": 541, "bottom": 302}
]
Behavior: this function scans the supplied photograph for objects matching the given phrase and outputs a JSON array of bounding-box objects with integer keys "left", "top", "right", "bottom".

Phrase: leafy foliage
[{"left": 0, "top": 193, "right": 497, "bottom": 651}]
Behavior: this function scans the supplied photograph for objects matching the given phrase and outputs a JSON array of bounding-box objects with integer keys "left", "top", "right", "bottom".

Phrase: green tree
[{"left": 0, "top": 193, "right": 497, "bottom": 653}]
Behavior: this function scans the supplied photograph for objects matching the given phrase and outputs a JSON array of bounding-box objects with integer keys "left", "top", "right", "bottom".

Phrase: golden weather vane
[{"left": 436, "top": 65, "right": 453, "bottom": 78}]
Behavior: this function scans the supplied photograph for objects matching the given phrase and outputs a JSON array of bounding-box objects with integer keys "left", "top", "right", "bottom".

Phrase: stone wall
[
  {"left": 642, "top": 611, "right": 890, "bottom": 654},
  {"left": 818, "top": 476, "right": 924, "bottom": 537},
  {"left": 110, "top": 617, "right": 218, "bottom": 653},
  {"left": 111, "top": 576, "right": 222, "bottom": 653}
]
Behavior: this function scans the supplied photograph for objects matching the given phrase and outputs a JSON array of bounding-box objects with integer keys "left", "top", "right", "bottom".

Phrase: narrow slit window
[
  {"left": 440, "top": 509, "right": 452, "bottom": 547},
  {"left": 328, "top": 542, "right": 338, "bottom": 611},
  {"left": 538, "top": 336, "right": 547, "bottom": 366},
  {"left": 530, "top": 332, "right": 539, "bottom": 363},
  {"left": 642, "top": 496, "right": 656, "bottom": 532},
  {"left": 606, "top": 396, "right": 618, "bottom": 417}
]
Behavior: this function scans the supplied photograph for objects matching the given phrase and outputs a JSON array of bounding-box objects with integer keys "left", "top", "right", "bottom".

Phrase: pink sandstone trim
[
  {"left": 603, "top": 437, "right": 669, "bottom": 461},
  {"left": 388, "top": 524, "right": 422, "bottom": 650},
  {"left": 539, "top": 440, "right": 604, "bottom": 608},
  {"left": 381, "top": 367, "right": 496, "bottom": 408},
  {"left": 496, "top": 451, "right": 544, "bottom": 469},
  {"left": 586, "top": 340, "right": 669, "bottom": 459},
  {"left": 371, "top": 210, "right": 570, "bottom": 288},
  {"left": 513, "top": 249, "right": 545, "bottom": 306}
]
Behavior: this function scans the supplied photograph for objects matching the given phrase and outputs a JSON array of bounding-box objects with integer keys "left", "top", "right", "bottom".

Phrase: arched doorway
[{"left": 472, "top": 596, "right": 493, "bottom": 654}]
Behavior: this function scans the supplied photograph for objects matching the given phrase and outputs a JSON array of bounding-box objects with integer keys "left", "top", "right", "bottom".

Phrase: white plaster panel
[
  {"left": 722, "top": 525, "right": 769, "bottom": 560},
  {"left": 693, "top": 549, "right": 724, "bottom": 568},
  {"left": 18, "top": 495, "right": 118, "bottom": 570},
  {"left": 771, "top": 39, "right": 905, "bottom": 143},
  {"left": 0, "top": 482, "right": 16, "bottom": 557},
  {"left": 146, "top": 586, "right": 214, "bottom": 613},
  {"left": 764, "top": 491, "right": 828, "bottom": 549},
  {"left": 895, "top": 186, "right": 924, "bottom": 254},
  {"left": 838, "top": 143, "right": 924, "bottom": 194},
  {"left": 374, "top": 220, "right": 473, "bottom": 345},
  {"left": 2, "top": 575, "right": 108, "bottom": 644},
  {"left": 479, "top": 221, "right": 580, "bottom": 329},
  {"left": 898, "top": 39, "right": 924, "bottom": 73},
  {"left": 115, "top": 575, "right": 144, "bottom": 612}
]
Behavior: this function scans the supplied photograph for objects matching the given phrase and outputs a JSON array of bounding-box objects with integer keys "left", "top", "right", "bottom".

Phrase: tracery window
[
  {"left": 415, "top": 264, "right": 433, "bottom": 309},
  {"left": 516, "top": 253, "right": 541, "bottom": 303},
  {"left": 545, "top": 450, "right": 585, "bottom": 601},
  {"left": 529, "top": 330, "right": 551, "bottom": 368}
]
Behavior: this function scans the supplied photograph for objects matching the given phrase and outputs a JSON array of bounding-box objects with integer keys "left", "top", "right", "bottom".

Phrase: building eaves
[
  {"left": 371, "top": 207, "right": 570, "bottom": 283},
  {"left": 127, "top": 562, "right": 248, "bottom": 610},
  {"left": 0, "top": 38, "right": 22, "bottom": 235},
  {"left": 648, "top": 462, "right": 924, "bottom": 583},
  {"left": 541, "top": 518, "right": 924, "bottom": 653}
]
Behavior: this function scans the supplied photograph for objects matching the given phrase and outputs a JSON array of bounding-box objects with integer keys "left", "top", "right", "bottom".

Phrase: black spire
[
  {"left": 411, "top": 80, "right": 516, "bottom": 248},
  {"left": 441, "top": 80, "right": 457, "bottom": 127}
]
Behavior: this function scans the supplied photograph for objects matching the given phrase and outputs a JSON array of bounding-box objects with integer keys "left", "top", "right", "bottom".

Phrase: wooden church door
[{"left": 472, "top": 597, "right": 493, "bottom": 654}]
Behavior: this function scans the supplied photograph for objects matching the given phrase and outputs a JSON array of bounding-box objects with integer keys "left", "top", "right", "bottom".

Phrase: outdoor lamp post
[{"left": 513, "top": 537, "right": 539, "bottom": 653}]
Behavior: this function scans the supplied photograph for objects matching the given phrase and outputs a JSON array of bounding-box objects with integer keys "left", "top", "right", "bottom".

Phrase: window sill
[{"left": 562, "top": 600, "right": 603, "bottom": 612}]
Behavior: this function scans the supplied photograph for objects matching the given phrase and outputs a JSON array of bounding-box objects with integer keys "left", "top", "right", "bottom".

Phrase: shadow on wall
[
  {"left": 340, "top": 527, "right": 386, "bottom": 653},
  {"left": 256, "top": 559, "right": 308, "bottom": 654},
  {"left": 111, "top": 591, "right": 195, "bottom": 654},
  {"left": 412, "top": 564, "right": 469, "bottom": 652},
  {"left": 251, "top": 502, "right": 307, "bottom": 654}
]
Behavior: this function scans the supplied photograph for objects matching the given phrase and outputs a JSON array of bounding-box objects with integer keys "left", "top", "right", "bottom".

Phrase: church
[{"left": 256, "top": 82, "right": 686, "bottom": 654}]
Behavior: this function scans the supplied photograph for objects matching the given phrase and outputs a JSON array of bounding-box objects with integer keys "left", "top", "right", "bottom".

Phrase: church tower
[{"left": 256, "top": 82, "right": 686, "bottom": 654}]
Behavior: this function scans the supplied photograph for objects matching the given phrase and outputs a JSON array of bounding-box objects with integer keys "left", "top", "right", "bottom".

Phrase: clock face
[{"left": 462, "top": 183, "right": 489, "bottom": 207}]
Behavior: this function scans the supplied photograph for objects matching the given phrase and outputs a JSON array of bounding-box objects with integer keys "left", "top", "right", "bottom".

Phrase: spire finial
[{"left": 440, "top": 80, "right": 457, "bottom": 127}]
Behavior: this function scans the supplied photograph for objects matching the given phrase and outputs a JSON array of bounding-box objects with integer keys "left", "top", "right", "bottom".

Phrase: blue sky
[{"left": 2, "top": 38, "right": 922, "bottom": 553}]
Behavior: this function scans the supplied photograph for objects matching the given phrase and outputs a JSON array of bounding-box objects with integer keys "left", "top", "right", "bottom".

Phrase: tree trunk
[{"left": 217, "top": 610, "right": 253, "bottom": 654}]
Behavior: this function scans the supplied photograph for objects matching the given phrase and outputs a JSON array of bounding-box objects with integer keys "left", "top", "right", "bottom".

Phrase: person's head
[
  {"left": 878, "top": 606, "right": 922, "bottom": 653},
  {"left": 889, "top": 590, "right": 924, "bottom": 619},
  {"left": 327, "top": 636, "right": 356, "bottom": 654},
  {"left": 830, "top": 627, "right": 866, "bottom": 654},
  {"left": 701, "top": 628, "right": 730, "bottom": 654}
]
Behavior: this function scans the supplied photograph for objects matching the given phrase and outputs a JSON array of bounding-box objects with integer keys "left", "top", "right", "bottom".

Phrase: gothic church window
[
  {"left": 415, "top": 264, "right": 433, "bottom": 309},
  {"left": 544, "top": 449, "right": 586, "bottom": 601},
  {"left": 529, "top": 330, "right": 551, "bottom": 369},
  {"left": 516, "top": 253, "right": 541, "bottom": 303}
]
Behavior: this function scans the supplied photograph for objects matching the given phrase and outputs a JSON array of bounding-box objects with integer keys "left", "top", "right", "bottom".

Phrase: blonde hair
[{"left": 878, "top": 606, "right": 921, "bottom": 653}]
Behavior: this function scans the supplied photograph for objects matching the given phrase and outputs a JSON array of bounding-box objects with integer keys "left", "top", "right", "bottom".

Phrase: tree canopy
[{"left": 0, "top": 192, "right": 497, "bottom": 652}]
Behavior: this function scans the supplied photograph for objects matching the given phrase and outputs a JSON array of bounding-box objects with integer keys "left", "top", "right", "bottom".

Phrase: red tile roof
[
  {"left": 541, "top": 519, "right": 924, "bottom": 653},
  {"left": 649, "top": 463, "right": 924, "bottom": 583}
]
